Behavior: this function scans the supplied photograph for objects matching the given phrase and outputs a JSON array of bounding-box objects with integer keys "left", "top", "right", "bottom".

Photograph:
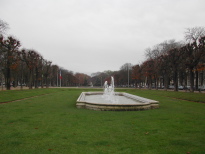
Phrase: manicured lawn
[{"left": 0, "top": 88, "right": 205, "bottom": 153}]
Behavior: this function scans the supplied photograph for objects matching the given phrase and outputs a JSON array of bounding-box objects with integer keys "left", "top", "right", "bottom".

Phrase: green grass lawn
[{"left": 0, "top": 88, "right": 205, "bottom": 154}]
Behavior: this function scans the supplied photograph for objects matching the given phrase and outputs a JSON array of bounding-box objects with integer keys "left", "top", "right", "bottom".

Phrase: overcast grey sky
[{"left": 1, "top": 0, "right": 205, "bottom": 75}]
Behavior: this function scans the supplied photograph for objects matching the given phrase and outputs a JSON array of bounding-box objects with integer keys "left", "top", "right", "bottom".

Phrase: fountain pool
[
  {"left": 76, "top": 92, "right": 159, "bottom": 111},
  {"left": 76, "top": 76, "right": 159, "bottom": 111}
]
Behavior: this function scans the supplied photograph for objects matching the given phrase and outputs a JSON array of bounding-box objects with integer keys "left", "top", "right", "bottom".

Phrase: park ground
[{"left": 0, "top": 88, "right": 205, "bottom": 153}]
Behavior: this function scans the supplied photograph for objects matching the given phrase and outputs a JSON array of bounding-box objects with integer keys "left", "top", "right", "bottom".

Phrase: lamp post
[
  {"left": 56, "top": 67, "right": 58, "bottom": 87},
  {"left": 59, "top": 70, "right": 62, "bottom": 87},
  {"left": 127, "top": 63, "right": 131, "bottom": 88}
]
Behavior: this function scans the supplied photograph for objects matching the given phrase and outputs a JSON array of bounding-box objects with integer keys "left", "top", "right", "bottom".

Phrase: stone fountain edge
[{"left": 76, "top": 92, "right": 159, "bottom": 111}]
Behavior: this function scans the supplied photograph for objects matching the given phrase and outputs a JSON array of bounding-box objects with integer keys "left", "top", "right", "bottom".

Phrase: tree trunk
[
  {"left": 200, "top": 71, "right": 203, "bottom": 86},
  {"left": 35, "top": 68, "right": 38, "bottom": 89},
  {"left": 189, "top": 68, "right": 194, "bottom": 92},
  {"left": 156, "top": 77, "right": 159, "bottom": 90},
  {"left": 1, "top": 75, "right": 4, "bottom": 90},
  {"left": 28, "top": 70, "right": 33, "bottom": 89},
  {"left": 6, "top": 62, "right": 11, "bottom": 90},
  {"left": 5, "top": 50, "right": 11, "bottom": 90},
  {"left": 139, "top": 80, "right": 142, "bottom": 89},
  {"left": 41, "top": 74, "right": 44, "bottom": 88},
  {"left": 6, "top": 76, "right": 10, "bottom": 90},
  {"left": 195, "top": 70, "right": 198, "bottom": 91},
  {"left": 164, "top": 73, "right": 168, "bottom": 91},
  {"left": 148, "top": 76, "right": 152, "bottom": 90},
  {"left": 20, "top": 64, "right": 23, "bottom": 90},
  {"left": 173, "top": 71, "right": 178, "bottom": 91},
  {"left": 45, "top": 75, "right": 49, "bottom": 88}
]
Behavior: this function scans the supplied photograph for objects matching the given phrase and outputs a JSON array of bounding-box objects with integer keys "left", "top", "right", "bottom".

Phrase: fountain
[
  {"left": 76, "top": 76, "right": 159, "bottom": 111},
  {"left": 102, "top": 77, "right": 117, "bottom": 103}
]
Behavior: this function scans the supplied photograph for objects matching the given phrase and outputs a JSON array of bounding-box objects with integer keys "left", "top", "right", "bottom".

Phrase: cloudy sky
[{"left": 1, "top": 0, "right": 205, "bottom": 75}]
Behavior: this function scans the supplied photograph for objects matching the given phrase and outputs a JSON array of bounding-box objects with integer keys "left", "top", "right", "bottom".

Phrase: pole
[
  {"left": 60, "top": 70, "right": 61, "bottom": 87},
  {"left": 128, "top": 64, "right": 129, "bottom": 88},
  {"left": 57, "top": 70, "right": 58, "bottom": 87}
]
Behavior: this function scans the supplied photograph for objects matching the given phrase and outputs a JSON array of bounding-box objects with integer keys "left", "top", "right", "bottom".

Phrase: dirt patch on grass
[{"left": 0, "top": 93, "right": 53, "bottom": 104}]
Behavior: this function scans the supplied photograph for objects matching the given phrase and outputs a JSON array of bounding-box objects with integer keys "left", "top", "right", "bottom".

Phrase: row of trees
[
  {"left": 91, "top": 27, "right": 205, "bottom": 92},
  {"left": 0, "top": 19, "right": 90, "bottom": 90},
  {"left": 1, "top": 18, "right": 205, "bottom": 92},
  {"left": 132, "top": 36, "right": 205, "bottom": 92},
  {"left": 90, "top": 63, "right": 133, "bottom": 87}
]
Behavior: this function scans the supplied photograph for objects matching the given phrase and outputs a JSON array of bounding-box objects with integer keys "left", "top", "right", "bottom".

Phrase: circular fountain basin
[{"left": 76, "top": 92, "right": 159, "bottom": 111}]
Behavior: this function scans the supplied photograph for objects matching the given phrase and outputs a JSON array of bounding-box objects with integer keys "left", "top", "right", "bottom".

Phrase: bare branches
[
  {"left": 145, "top": 40, "right": 182, "bottom": 60},
  {"left": 0, "top": 19, "right": 9, "bottom": 35},
  {"left": 184, "top": 27, "right": 205, "bottom": 43}
]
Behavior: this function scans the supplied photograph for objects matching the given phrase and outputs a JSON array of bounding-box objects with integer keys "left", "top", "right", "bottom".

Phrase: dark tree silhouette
[
  {"left": 0, "top": 36, "right": 21, "bottom": 90},
  {"left": 21, "top": 49, "right": 40, "bottom": 89}
]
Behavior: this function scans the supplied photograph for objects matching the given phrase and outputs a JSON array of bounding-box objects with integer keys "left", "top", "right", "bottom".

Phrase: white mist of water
[{"left": 102, "top": 76, "right": 118, "bottom": 103}]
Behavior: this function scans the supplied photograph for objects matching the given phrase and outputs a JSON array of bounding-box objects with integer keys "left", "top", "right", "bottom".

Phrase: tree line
[
  {"left": 132, "top": 35, "right": 205, "bottom": 92},
  {"left": 91, "top": 27, "right": 205, "bottom": 92},
  {"left": 0, "top": 19, "right": 89, "bottom": 90},
  {"left": 1, "top": 19, "right": 205, "bottom": 92}
]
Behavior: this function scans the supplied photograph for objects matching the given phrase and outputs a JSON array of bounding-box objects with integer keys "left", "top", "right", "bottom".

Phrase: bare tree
[
  {"left": 167, "top": 48, "right": 184, "bottom": 91},
  {"left": 141, "top": 59, "right": 155, "bottom": 89},
  {"left": 0, "top": 36, "right": 21, "bottom": 90},
  {"left": 0, "top": 19, "right": 9, "bottom": 35},
  {"left": 21, "top": 49, "right": 40, "bottom": 89},
  {"left": 180, "top": 37, "right": 205, "bottom": 92},
  {"left": 144, "top": 47, "right": 153, "bottom": 60},
  {"left": 184, "top": 27, "right": 205, "bottom": 43},
  {"left": 119, "top": 63, "right": 132, "bottom": 87},
  {"left": 146, "top": 45, "right": 163, "bottom": 89},
  {"left": 132, "top": 64, "right": 142, "bottom": 88},
  {"left": 43, "top": 60, "right": 52, "bottom": 88},
  {"left": 34, "top": 55, "right": 43, "bottom": 88}
]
